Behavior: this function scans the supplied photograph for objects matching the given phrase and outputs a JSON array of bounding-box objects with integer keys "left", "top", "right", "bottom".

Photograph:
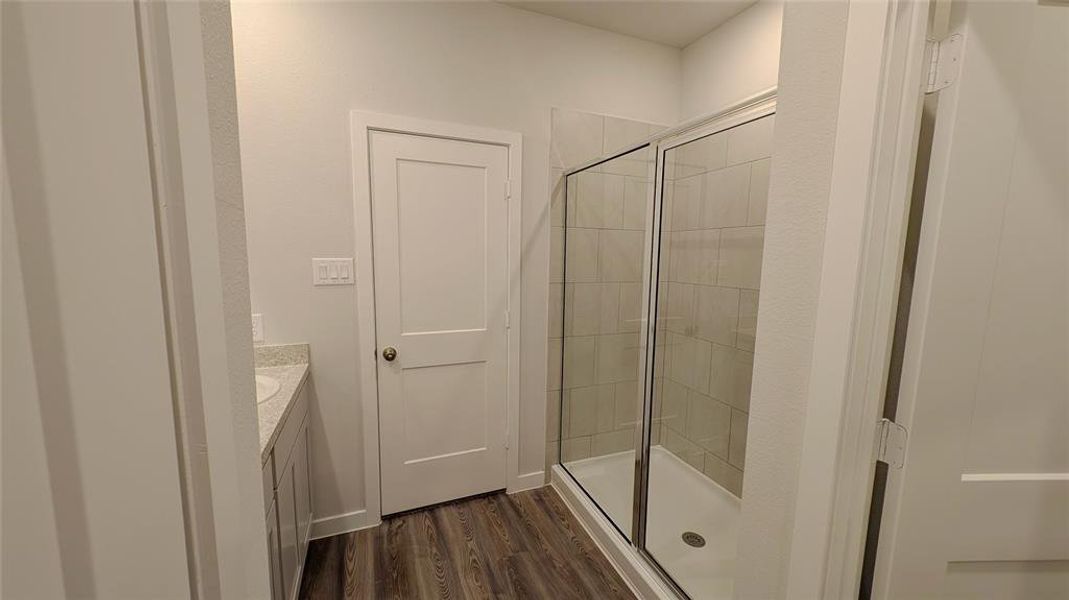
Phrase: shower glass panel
[
  {"left": 554, "top": 97, "right": 775, "bottom": 600},
  {"left": 559, "top": 145, "right": 655, "bottom": 540},
  {"left": 644, "top": 113, "right": 773, "bottom": 598}
]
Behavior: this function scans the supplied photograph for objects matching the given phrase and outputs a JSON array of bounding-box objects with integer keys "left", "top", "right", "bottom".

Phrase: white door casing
[
  {"left": 874, "top": 2, "right": 1069, "bottom": 598},
  {"left": 369, "top": 130, "right": 511, "bottom": 515}
]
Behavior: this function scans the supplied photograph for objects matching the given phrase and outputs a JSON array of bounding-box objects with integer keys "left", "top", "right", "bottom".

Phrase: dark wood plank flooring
[{"left": 298, "top": 486, "right": 635, "bottom": 600}]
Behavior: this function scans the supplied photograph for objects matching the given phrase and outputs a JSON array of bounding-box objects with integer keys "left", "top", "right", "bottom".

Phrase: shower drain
[{"left": 681, "top": 531, "right": 706, "bottom": 548}]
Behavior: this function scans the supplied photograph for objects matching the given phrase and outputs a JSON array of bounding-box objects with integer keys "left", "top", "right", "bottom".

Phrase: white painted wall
[
  {"left": 734, "top": 1, "right": 850, "bottom": 598},
  {"left": 680, "top": 0, "right": 783, "bottom": 119},
  {"left": 2, "top": 2, "right": 191, "bottom": 596},
  {"left": 231, "top": 1, "right": 681, "bottom": 524}
]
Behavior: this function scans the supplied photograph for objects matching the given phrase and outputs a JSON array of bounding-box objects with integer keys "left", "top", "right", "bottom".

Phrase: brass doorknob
[{"left": 382, "top": 346, "right": 397, "bottom": 362}]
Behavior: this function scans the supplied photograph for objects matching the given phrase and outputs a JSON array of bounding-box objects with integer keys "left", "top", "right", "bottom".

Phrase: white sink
[{"left": 256, "top": 375, "right": 280, "bottom": 404}]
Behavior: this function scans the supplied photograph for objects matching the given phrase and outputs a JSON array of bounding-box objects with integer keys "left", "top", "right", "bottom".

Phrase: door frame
[
  {"left": 784, "top": 0, "right": 936, "bottom": 597},
  {"left": 350, "top": 111, "right": 523, "bottom": 528}
]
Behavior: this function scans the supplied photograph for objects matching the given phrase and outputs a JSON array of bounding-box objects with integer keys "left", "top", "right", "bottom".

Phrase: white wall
[
  {"left": 231, "top": 1, "right": 681, "bottom": 524},
  {"left": 2, "top": 2, "right": 191, "bottom": 596},
  {"left": 680, "top": 0, "right": 783, "bottom": 119},
  {"left": 734, "top": 1, "right": 850, "bottom": 598}
]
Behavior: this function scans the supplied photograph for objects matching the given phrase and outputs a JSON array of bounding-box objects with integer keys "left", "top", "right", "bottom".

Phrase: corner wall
[
  {"left": 681, "top": 0, "right": 784, "bottom": 120},
  {"left": 733, "top": 1, "right": 850, "bottom": 597}
]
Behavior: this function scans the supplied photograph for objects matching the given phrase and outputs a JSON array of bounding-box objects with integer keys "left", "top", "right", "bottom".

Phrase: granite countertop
[{"left": 255, "top": 344, "right": 310, "bottom": 465}]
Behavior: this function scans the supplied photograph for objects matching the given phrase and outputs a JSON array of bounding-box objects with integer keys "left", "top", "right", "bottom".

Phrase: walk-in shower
[{"left": 552, "top": 93, "right": 775, "bottom": 599}]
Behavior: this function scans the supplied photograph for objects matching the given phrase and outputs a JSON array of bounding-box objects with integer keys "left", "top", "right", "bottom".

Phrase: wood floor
[{"left": 298, "top": 486, "right": 635, "bottom": 600}]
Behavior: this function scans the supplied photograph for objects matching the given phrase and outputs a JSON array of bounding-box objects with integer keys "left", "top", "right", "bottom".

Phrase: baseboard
[
  {"left": 309, "top": 509, "right": 379, "bottom": 540},
  {"left": 550, "top": 465, "right": 676, "bottom": 600},
  {"left": 507, "top": 470, "right": 546, "bottom": 494}
]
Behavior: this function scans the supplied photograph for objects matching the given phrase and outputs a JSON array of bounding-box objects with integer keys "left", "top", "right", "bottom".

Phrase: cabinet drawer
[
  {"left": 272, "top": 382, "right": 308, "bottom": 487},
  {"left": 262, "top": 453, "right": 275, "bottom": 514}
]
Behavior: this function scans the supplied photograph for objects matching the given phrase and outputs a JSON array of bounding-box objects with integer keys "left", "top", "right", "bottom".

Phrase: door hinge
[
  {"left": 925, "top": 33, "right": 963, "bottom": 94},
  {"left": 505, "top": 179, "right": 512, "bottom": 201},
  {"left": 504, "top": 310, "right": 511, "bottom": 330},
  {"left": 874, "top": 418, "right": 908, "bottom": 469}
]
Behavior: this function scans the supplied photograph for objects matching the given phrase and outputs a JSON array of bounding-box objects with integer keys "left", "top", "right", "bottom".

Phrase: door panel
[
  {"left": 876, "top": 2, "right": 1069, "bottom": 597},
  {"left": 371, "top": 131, "right": 509, "bottom": 515}
]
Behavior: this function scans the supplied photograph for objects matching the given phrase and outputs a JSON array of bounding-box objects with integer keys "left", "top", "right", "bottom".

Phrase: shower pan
[{"left": 553, "top": 91, "right": 776, "bottom": 599}]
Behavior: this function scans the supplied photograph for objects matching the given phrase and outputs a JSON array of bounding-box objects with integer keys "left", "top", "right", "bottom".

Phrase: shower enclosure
[{"left": 552, "top": 93, "right": 775, "bottom": 599}]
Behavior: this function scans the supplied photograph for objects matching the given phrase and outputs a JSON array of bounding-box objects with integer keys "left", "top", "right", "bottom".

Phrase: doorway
[{"left": 352, "top": 114, "right": 524, "bottom": 518}]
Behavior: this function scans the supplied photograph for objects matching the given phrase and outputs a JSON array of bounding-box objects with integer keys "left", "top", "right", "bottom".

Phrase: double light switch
[{"left": 312, "top": 258, "right": 355, "bottom": 286}]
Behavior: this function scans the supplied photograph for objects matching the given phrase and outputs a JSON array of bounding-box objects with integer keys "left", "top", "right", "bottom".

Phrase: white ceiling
[{"left": 502, "top": 1, "right": 756, "bottom": 48}]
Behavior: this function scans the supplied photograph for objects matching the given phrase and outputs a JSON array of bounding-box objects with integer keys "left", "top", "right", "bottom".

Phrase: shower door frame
[{"left": 556, "top": 90, "right": 778, "bottom": 599}]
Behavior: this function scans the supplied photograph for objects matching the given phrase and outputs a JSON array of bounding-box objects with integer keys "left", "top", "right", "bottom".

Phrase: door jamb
[
  {"left": 350, "top": 111, "right": 523, "bottom": 528},
  {"left": 784, "top": 0, "right": 933, "bottom": 597}
]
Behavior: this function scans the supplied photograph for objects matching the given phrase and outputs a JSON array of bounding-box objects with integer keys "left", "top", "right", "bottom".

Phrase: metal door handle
[{"left": 382, "top": 346, "right": 397, "bottom": 362}]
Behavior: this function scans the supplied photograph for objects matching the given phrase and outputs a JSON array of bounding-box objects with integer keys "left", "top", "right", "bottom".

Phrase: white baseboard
[
  {"left": 507, "top": 470, "right": 546, "bottom": 494},
  {"left": 550, "top": 465, "right": 675, "bottom": 600},
  {"left": 309, "top": 509, "right": 379, "bottom": 540}
]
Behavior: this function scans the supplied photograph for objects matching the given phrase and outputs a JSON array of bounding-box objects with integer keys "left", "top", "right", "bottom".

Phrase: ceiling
[{"left": 502, "top": 1, "right": 756, "bottom": 48}]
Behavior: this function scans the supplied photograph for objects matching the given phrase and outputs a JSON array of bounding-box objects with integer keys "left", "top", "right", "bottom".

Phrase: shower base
[{"left": 562, "top": 445, "right": 741, "bottom": 599}]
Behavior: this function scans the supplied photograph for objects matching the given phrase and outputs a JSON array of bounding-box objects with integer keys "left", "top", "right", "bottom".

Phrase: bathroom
[{"left": 4, "top": 1, "right": 1067, "bottom": 599}]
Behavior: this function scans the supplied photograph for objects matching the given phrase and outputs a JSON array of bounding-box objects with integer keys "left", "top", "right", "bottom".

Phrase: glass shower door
[
  {"left": 642, "top": 113, "right": 774, "bottom": 598},
  {"left": 558, "top": 145, "right": 655, "bottom": 540}
]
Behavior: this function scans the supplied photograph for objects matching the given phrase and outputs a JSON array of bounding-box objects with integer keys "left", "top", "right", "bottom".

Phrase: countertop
[{"left": 254, "top": 343, "right": 310, "bottom": 465}]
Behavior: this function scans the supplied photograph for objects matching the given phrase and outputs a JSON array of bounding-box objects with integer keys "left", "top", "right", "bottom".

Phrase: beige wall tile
[
  {"left": 729, "top": 409, "right": 748, "bottom": 468},
  {"left": 695, "top": 285, "right": 740, "bottom": 346},
  {"left": 546, "top": 390, "right": 561, "bottom": 441},
  {"left": 703, "top": 452, "right": 744, "bottom": 497},
  {"left": 747, "top": 158, "right": 771, "bottom": 226},
  {"left": 602, "top": 174, "right": 625, "bottom": 229},
  {"left": 659, "top": 376, "right": 688, "bottom": 433},
  {"left": 726, "top": 114, "right": 775, "bottom": 167},
  {"left": 603, "top": 115, "right": 651, "bottom": 155},
  {"left": 596, "top": 384, "right": 616, "bottom": 434},
  {"left": 550, "top": 226, "right": 564, "bottom": 283},
  {"left": 701, "top": 163, "right": 751, "bottom": 229},
  {"left": 551, "top": 169, "right": 565, "bottom": 227},
  {"left": 596, "top": 332, "right": 640, "bottom": 385},
  {"left": 563, "top": 335, "right": 596, "bottom": 388},
  {"left": 737, "top": 290, "right": 759, "bottom": 352},
  {"left": 686, "top": 391, "right": 731, "bottom": 458},
  {"left": 664, "top": 428, "right": 705, "bottom": 471},
  {"left": 709, "top": 344, "right": 754, "bottom": 410},
  {"left": 575, "top": 171, "right": 605, "bottom": 228},
  {"left": 599, "top": 229, "right": 644, "bottom": 282},
  {"left": 670, "top": 174, "right": 702, "bottom": 231},
  {"left": 717, "top": 226, "right": 763, "bottom": 289},
  {"left": 592, "top": 429, "right": 635, "bottom": 456},
  {"left": 570, "top": 283, "right": 618, "bottom": 336},
  {"left": 564, "top": 227, "right": 599, "bottom": 282},
  {"left": 561, "top": 436, "right": 592, "bottom": 463},
  {"left": 547, "top": 337, "right": 562, "bottom": 391},
  {"left": 614, "top": 380, "right": 639, "bottom": 429},
  {"left": 618, "top": 282, "right": 643, "bottom": 333},
  {"left": 551, "top": 108, "right": 604, "bottom": 169},
  {"left": 567, "top": 385, "right": 598, "bottom": 437},
  {"left": 668, "top": 229, "right": 720, "bottom": 285},
  {"left": 665, "top": 282, "right": 696, "bottom": 334},
  {"left": 622, "top": 178, "right": 650, "bottom": 230},
  {"left": 548, "top": 282, "right": 564, "bottom": 337}
]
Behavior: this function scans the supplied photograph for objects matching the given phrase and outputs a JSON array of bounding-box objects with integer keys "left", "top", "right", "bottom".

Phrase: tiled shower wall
[
  {"left": 652, "top": 114, "right": 774, "bottom": 497},
  {"left": 546, "top": 108, "right": 663, "bottom": 474}
]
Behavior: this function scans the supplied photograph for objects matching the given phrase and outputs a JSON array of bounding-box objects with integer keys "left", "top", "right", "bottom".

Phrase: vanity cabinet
[{"left": 262, "top": 382, "right": 313, "bottom": 600}]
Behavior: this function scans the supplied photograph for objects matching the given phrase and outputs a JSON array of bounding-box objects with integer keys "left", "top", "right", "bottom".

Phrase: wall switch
[
  {"left": 251, "top": 313, "right": 264, "bottom": 343},
  {"left": 313, "top": 258, "right": 355, "bottom": 286}
]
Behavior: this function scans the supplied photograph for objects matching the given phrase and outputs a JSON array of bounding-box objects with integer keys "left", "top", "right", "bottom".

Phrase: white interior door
[
  {"left": 369, "top": 130, "right": 510, "bottom": 515},
  {"left": 874, "top": 2, "right": 1068, "bottom": 598}
]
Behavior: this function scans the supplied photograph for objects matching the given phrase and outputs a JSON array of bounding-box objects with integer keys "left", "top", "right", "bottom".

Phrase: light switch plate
[
  {"left": 312, "top": 258, "right": 355, "bottom": 286},
  {"left": 251, "top": 313, "right": 264, "bottom": 343}
]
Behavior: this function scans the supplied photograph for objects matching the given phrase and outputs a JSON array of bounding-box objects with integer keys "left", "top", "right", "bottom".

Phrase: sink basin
[{"left": 256, "top": 375, "right": 281, "bottom": 404}]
